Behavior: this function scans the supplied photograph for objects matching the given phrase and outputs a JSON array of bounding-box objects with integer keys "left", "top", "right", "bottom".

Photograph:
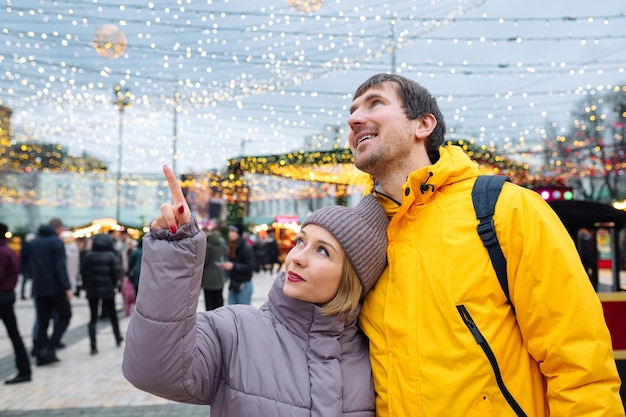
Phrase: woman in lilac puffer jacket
[{"left": 122, "top": 166, "right": 388, "bottom": 417}]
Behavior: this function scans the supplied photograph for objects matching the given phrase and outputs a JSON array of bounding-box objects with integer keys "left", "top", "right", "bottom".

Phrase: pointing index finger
[{"left": 163, "top": 165, "right": 185, "bottom": 204}]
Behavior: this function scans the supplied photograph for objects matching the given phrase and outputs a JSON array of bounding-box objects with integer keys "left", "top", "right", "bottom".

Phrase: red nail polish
[
  {"left": 170, "top": 225, "right": 177, "bottom": 234},
  {"left": 178, "top": 205, "right": 184, "bottom": 214}
]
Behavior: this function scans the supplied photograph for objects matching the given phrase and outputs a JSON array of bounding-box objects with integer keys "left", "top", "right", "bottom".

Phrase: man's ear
[{"left": 414, "top": 114, "right": 437, "bottom": 139}]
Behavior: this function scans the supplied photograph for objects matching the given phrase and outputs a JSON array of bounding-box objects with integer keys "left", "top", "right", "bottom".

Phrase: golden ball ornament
[{"left": 93, "top": 24, "right": 127, "bottom": 59}]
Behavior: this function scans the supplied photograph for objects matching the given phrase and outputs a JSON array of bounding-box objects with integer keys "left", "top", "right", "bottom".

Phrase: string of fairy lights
[{"left": 1, "top": 0, "right": 625, "bottom": 212}]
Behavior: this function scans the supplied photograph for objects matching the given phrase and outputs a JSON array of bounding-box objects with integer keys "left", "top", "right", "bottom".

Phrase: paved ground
[{"left": 0, "top": 269, "right": 276, "bottom": 416}]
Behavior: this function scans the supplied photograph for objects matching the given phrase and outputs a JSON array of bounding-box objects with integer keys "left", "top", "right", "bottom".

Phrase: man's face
[{"left": 347, "top": 82, "right": 418, "bottom": 176}]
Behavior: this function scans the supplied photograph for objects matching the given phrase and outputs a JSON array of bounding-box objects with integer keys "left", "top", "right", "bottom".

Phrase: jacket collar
[
  {"left": 374, "top": 144, "right": 480, "bottom": 216},
  {"left": 262, "top": 273, "right": 359, "bottom": 416},
  {"left": 263, "top": 273, "right": 357, "bottom": 343}
]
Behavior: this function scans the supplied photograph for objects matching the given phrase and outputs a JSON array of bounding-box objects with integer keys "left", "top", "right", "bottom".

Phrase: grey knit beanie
[{"left": 300, "top": 194, "right": 388, "bottom": 296}]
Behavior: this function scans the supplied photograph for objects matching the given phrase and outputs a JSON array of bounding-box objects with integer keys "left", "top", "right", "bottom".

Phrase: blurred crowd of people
[
  {"left": 0, "top": 218, "right": 144, "bottom": 384},
  {"left": 0, "top": 216, "right": 293, "bottom": 385}
]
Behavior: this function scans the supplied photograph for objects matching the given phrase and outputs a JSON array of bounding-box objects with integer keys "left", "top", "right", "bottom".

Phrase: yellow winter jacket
[{"left": 360, "top": 145, "right": 623, "bottom": 416}]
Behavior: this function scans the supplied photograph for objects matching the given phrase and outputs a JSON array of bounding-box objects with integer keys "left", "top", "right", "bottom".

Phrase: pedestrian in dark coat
[
  {"left": 218, "top": 223, "right": 256, "bottom": 305},
  {"left": 264, "top": 229, "right": 281, "bottom": 273},
  {"left": 127, "top": 239, "right": 142, "bottom": 295},
  {"left": 81, "top": 233, "right": 123, "bottom": 355},
  {"left": 201, "top": 228, "right": 226, "bottom": 311},
  {"left": 30, "top": 218, "right": 73, "bottom": 366},
  {"left": 252, "top": 234, "right": 268, "bottom": 272},
  {"left": 0, "top": 223, "right": 32, "bottom": 384}
]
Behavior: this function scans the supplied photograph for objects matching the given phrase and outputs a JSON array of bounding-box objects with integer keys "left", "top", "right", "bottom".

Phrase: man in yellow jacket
[{"left": 348, "top": 73, "right": 624, "bottom": 416}]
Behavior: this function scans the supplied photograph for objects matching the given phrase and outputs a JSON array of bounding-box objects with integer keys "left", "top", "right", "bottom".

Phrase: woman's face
[
  {"left": 228, "top": 230, "right": 239, "bottom": 242},
  {"left": 283, "top": 224, "right": 345, "bottom": 304}
]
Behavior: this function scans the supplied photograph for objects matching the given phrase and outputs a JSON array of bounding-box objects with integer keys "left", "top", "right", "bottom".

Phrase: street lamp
[
  {"left": 113, "top": 85, "right": 132, "bottom": 224},
  {"left": 240, "top": 137, "right": 252, "bottom": 156}
]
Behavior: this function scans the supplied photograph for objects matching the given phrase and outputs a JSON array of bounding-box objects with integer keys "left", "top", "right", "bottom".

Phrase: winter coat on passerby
[
  {"left": 219, "top": 223, "right": 256, "bottom": 305},
  {"left": 224, "top": 224, "right": 256, "bottom": 285},
  {"left": 30, "top": 224, "right": 72, "bottom": 298},
  {"left": 264, "top": 233, "right": 281, "bottom": 273},
  {"left": 200, "top": 229, "right": 226, "bottom": 311},
  {"left": 252, "top": 235, "right": 269, "bottom": 272},
  {"left": 0, "top": 227, "right": 21, "bottom": 293},
  {"left": 122, "top": 166, "right": 388, "bottom": 417},
  {"left": 127, "top": 240, "right": 142, "bottom": 295},
  {"left": 0, "top": 223, "right": 32, "bottom": 384},
  {"left": 81, "top": 233, "right": 123, "bottom": 354},
  {"left": 29, "top": 221, "right": 72, "bottom": 365},
  {"left": 82, "top": 233, "right": 122, "bottom": 299}
]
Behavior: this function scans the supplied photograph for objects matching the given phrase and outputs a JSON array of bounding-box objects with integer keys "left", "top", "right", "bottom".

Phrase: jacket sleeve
[
  {"left": 500, "top": 185, "right": 623, "bottom": 415},
  {"left": 122, "top": 217, "right": 224, "bottom": 404}
]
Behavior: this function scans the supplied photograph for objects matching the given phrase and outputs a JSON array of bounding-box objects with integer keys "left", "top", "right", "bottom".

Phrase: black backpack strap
[{"left": 472, "top": 175, "right": 514, "bottom": 311}]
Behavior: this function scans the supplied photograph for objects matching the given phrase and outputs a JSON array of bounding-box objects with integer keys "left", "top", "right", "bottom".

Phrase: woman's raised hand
[{"left": 151, "top": 165, "right": 191, "bottom": 233}]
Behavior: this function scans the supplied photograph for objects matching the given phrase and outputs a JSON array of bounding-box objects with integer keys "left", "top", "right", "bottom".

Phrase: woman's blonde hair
[{"left": 320, "top": 256, "right": 362, "bottom": 318}]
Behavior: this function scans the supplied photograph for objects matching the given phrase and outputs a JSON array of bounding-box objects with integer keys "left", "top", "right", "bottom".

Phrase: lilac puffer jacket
[{"left": 122, "top": 218, "right": 375, "bottom": 417}]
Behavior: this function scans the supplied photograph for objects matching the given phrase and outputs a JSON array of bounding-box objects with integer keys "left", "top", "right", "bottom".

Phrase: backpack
[{"left": 471, "top": 175, "right": 514, "bottom": 313}]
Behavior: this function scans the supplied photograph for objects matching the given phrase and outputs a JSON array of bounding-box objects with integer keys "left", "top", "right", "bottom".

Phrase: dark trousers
[
  {"left": 35, "top": 292, "right": 72, "bottom": 352},
  {"left": 20, "top": 273, "right": 31, "bottom": 299},
  {"left": 203, "top": 288, "right": 224, "bottom": 311},
  {"left": 88, "top": 297, "right": 121, "bottom": 349},
  {"left": 0, "top": 293, "right": 31, "bottom": 377}
]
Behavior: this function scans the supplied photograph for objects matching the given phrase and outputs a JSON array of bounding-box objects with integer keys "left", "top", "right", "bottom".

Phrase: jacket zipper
[{"left": 456, "top": 305, "right": 527, "bottom": 417}]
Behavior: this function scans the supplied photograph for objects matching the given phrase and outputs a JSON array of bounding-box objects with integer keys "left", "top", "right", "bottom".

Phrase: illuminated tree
[
  {"left": 445, "top": 140, "right": 531, "bottom": 186},
  {"left": 211, "top": 139, "right": 530, "bottom": 224},
  {"left": 3, "top": 142, "right": 106, "bottom": 173},
  {"left": 541, "top": 85, "right": 626, "bottom": 202}
]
